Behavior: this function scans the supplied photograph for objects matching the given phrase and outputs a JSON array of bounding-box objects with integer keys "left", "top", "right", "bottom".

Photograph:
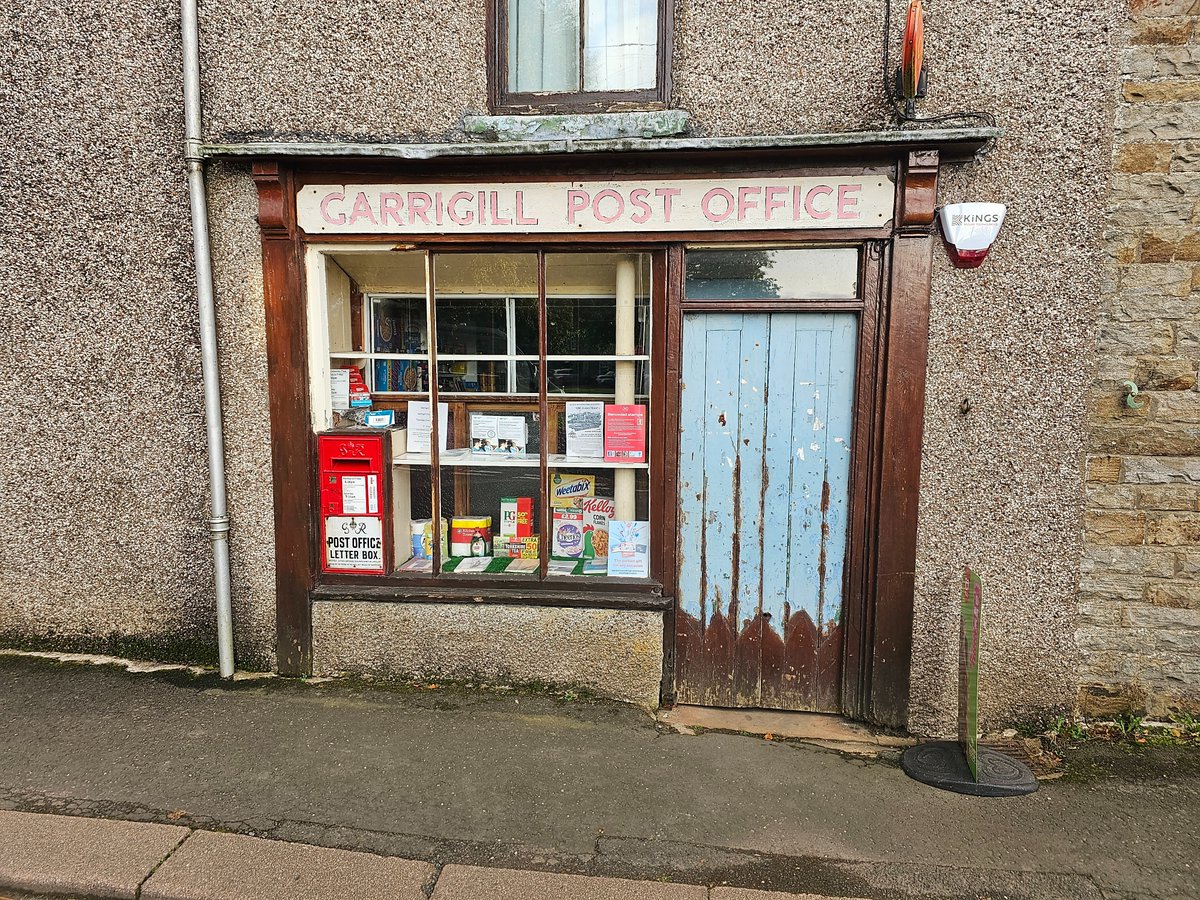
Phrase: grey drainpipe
[{"left": 181, "top": 0, "right": 235, "bottom": 678}]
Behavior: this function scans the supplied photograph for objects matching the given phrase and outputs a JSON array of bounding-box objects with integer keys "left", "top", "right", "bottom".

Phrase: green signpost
[
  {"left": 959, "top": 567, "right": 983, "bottom": 781},
  {"left": 900, "top": 565, "right": 1038, "bottom": 796}
]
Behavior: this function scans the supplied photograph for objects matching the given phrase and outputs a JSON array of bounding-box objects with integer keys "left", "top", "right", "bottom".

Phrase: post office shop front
[{"left": 249, "top": 134, "right": 989, "bottom": 727}]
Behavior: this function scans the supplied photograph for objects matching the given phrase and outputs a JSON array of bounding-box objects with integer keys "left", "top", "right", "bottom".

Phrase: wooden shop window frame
[
  {"left": 316, "top": 244, "right": 668, "bottom": 592},
  {"left": 487, "top": 0, "right": 674, "bottom": 114},
  {"left": 253, "top": 149, "right": 943, "bottom": 731}
]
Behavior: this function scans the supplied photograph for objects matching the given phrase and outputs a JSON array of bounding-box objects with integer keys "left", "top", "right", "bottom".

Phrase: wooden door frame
[
  {"left": 252, "top": 149, "right": 940, "bottom": 730},
  {"left": 657, "top": 151, "right": 939, "bottom": 727}
]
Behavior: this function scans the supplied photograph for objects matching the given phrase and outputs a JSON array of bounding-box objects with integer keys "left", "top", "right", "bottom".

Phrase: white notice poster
[
  {"left": 367, "top": 474, "right": 379, "bottom": 514},
  {"left": 324, "top": 516, "right": 384, "bottom": 571},
  {"left": 330, "top": 369, "right": 350, "bottom": 411},
  {"left": 406, "top": 401, "right": 449, "bottom": 453},
  {"left": 340, "top": 475, "right": 368, "bottom": 515},
  {"left": 566, "top": 402, "right": 604, "bottom": 458}
]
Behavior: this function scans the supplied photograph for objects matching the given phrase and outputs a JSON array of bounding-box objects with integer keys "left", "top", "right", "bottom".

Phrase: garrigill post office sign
[{"left": 297, "top": 177, "right": 894, "bottom": 235}]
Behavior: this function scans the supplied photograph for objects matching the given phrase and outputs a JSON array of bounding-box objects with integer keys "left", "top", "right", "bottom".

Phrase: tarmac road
[{"left": 1, "top": 653, "right": 1196, "bottom": 899}]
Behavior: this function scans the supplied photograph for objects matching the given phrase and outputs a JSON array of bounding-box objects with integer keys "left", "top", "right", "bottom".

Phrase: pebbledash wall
[
  {"left": 10, "top": 0, "right": 1192, "bottom": 731},
  {"left": 1080, "top": 0, "right": 1200, "bottom": 717}
]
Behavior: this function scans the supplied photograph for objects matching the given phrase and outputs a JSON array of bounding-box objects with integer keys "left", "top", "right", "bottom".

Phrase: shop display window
[{"left": 320, "top": 249, "right": 655, "bottom": 584}]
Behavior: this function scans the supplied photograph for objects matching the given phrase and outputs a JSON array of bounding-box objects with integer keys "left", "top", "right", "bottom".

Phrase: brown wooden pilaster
[
  {"left": 254, "top": 161, "right": 314, "bottom": 676},
  {"left": 868, "top": 150, "right": 940, "bottom": 727}
]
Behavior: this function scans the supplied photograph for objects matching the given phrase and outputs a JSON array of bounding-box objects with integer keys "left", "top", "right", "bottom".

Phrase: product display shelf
[
  {"left": 392, "top": 450, "right": 648, "bottom": 469},
  {"left": 440, "top": 557, "right": 600, "bottom": 576},
  {"left": 440, "top": 557, "right": 537, "bottom": 575}
]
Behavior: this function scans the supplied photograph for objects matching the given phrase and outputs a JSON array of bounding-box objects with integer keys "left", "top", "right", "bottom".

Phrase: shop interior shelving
[{"left": 391, "top": 450, "right": 648, "bottom": 469}]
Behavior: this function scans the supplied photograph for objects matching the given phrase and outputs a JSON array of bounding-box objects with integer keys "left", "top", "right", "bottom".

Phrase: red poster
[{"left": 604, "top": 405, "right": 647, "bottom": 463}]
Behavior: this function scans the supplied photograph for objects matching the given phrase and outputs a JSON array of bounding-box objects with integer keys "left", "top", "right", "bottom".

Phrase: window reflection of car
[
  {"left": 435, "top": 323, "right": 536, "bottom": 394},
  {"left": 596, "top": 368, "right": 615, "bottom": 387}
]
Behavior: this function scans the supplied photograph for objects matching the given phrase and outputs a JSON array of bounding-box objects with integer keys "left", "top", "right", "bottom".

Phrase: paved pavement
[
  {"left": 0, "top": 809, "right": 859, "bottom": 899},
  {"left": 1, "top": 652, "right": 1197, "bottom": 899}
]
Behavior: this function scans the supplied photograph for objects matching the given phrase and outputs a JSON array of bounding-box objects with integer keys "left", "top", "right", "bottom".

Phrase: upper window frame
[{"left": 488, "top": 0, "right": 674, "bottom": 114}]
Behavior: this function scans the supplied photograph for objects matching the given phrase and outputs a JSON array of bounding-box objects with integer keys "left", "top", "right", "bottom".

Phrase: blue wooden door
[{"left": 675, "top": 312, "right": 857, "bottom": 710}]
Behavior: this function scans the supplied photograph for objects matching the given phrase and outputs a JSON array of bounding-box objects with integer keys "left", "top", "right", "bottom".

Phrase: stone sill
[{"left": 463, "top": 110, "right": 690, "bottom": 142}]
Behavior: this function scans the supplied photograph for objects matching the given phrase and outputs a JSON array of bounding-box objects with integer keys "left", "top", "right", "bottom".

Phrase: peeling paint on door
[{"left": 675, "top": 312, "right": 857, "bottom": 711}]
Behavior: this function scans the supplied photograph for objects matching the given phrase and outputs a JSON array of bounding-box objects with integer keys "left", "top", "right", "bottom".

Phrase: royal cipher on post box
[{"left": 318, "top": 430, "right": 397, "bottom": 575}]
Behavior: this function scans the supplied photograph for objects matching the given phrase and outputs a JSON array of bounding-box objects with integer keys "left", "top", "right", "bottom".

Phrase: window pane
[
  {"left": 685, "top": 248, "right": 860, "bottom": 300},
  {"left": 508, "top": 0, "right": 580, "bottom": 93},
  {"left": 442, "top": 466, "right": 544, "bottom": 575},
  {"left": 546, "top": 253, "right": 652, "bottom": 565},
  {"left": 373, "top": 297, "right": 426, "bottom": 354},
  {"left": 438, "top": 359, "right": 541, "bottom": 395},
  {"left": 546, "top": 252, "right": 650, "bottom": 357},
  {"left": 546, "top": 466, "right": 650, "bottom": 577},
  {"left": 547, "top": 360, "right": 648, "bottom": 398},
  {"left": 434, "top": 253, "right": 539, "bottom": 395},
  {"left": 440, "top": 405, "right": 544, "bottom": 577},
  {"left": 583, "top": 0, "right": 657, "bottom": 91},
  {"left": 436, "top": 297, "right": 508, "bottom": 355}
]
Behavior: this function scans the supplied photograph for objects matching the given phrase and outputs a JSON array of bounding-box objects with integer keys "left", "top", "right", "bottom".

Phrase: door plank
[
  {"left": 732, "top": 316, "right": 770, "bottom": 705},
  {"left": 816, "top": 315, "right": 858, "bottom": 710},
  {"left": 675, "top": 314, "right": 709, "bottom": 703}
]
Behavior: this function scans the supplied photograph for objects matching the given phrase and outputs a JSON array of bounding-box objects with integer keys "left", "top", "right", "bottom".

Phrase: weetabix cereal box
[{"left": 550, "top": 472, "right": 595, "bottom": 508}]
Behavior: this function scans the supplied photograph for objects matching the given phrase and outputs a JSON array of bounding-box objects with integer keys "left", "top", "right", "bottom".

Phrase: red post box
[{"left": 318, "top": 430, "right": 393, "bottom": 575}]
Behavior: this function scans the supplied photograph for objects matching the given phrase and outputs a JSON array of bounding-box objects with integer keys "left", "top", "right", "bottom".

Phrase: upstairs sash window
[{"left": 495, "top": 0, "right": 668, "bottom": 110}]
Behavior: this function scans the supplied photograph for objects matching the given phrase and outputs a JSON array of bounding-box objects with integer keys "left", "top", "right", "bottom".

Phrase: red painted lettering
[
  {"left": 490, "top": 191, "right": 512, "bottom": 226},
  {"left": 655, "top": 187, "right": 681, "bottom": 222},
  {"left": 407, "top": 192, "right": 433, "bottom": 226},
  {"left": 763, "top": 185, "right": 787, "bottom": 221},
  {"left": 592, "top": 189, "right": 624, "bottom": 224},
  {"left": 804, "top": 186, "right": 833, "bottom": 220},
  {"left": 567, "top": 189, "right": 590, "bottom": 224},
  {"left": 379, "top": 192, "right": 404, "bottom": 226},
  {"left": 837, "top": 184, "right": 862, "bottom": 219},
  {"left": 514, "top": 190, "right": 538, "bottom": 226},
  {"left": 447, "top": 191, "right": 474, "bottom": 225},
  {"left": 348, "top": 192, "right": 378, "bottom": 226},
  {"left": 736, "top": 186, "right": 761, "bottom": 222},
  {"left": 702, "top": 187, "right": 734, "bottom": 223},
  {"left": 629, "top": 188, "right": 652, "bottom": 224},
  {"left": 320, "top": 191, "right": 347, "bottom": 226}
]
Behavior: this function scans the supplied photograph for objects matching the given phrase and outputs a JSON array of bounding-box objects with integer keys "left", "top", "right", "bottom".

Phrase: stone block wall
[{"left": 1081, "top": 0, "right": 1200, "bottom": 716}]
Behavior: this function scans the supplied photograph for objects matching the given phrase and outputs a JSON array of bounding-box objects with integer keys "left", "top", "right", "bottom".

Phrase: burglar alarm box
[{"left": 318, "top": 429, "right": 399, "bottom": 575}]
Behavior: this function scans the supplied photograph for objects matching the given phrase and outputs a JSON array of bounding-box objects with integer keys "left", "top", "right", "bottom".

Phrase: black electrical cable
[{"left": 882, "top": 0, "right": 997, "bottom": 129}]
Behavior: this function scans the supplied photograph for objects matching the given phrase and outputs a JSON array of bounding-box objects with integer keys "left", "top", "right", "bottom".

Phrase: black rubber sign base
[{"left": 901, "top": 741, "right": 1039, "bottom": 797}]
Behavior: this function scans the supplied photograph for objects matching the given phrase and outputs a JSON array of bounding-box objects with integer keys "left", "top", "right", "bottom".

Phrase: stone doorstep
[
  {"left": 0, "top": 811, "right": 854, "bottom": 900},
  {"left": 658, "top": 705, "right": 916, "bottom": 753}
]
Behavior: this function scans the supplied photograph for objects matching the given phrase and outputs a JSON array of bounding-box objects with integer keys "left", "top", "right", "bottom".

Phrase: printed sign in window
[
  {"left": 341, "top": 475, "right": 368, "bottom": 515},
  {"left": 325, "top": 517, "right": 384, "bottom": 571}
]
